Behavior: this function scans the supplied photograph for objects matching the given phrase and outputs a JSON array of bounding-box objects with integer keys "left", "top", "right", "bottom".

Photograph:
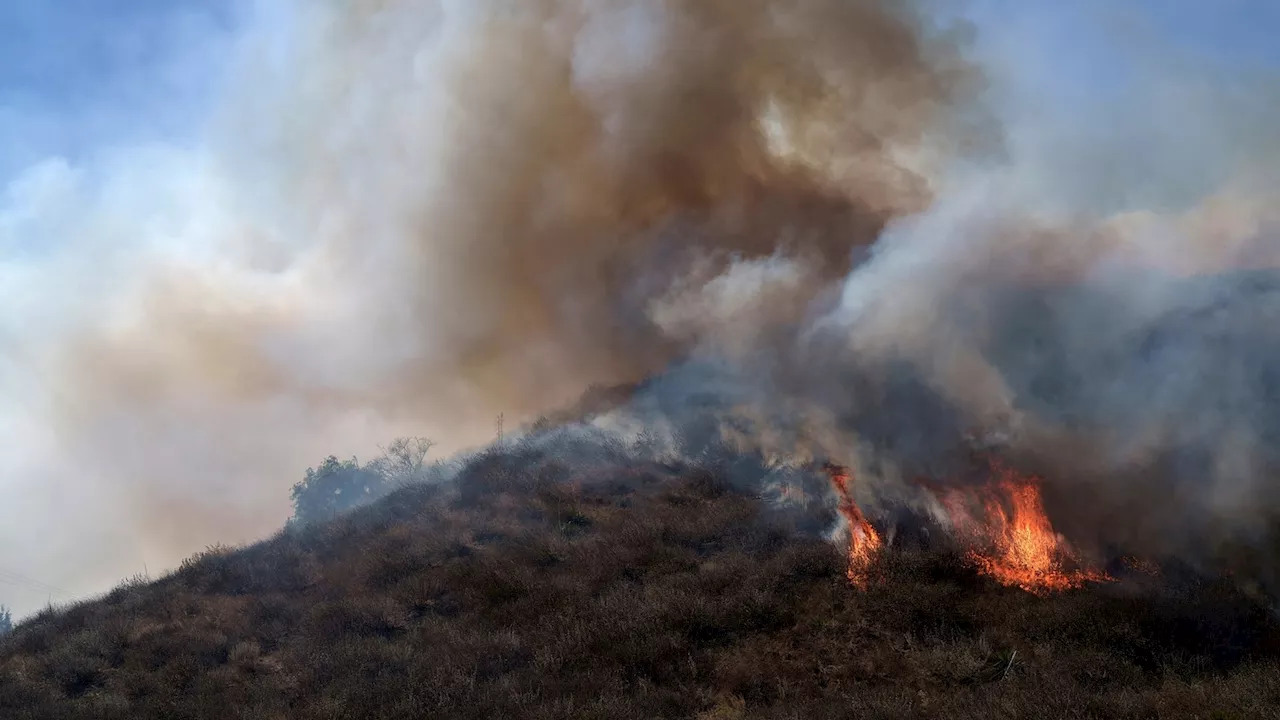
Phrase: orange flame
[
  {"left": 946, "top": 461, "right": 1112, "bottom": 595},
  {"left": 826, "top": 464, "right": 882, "bottom": 588},
  {"left": 776, "top": 483, "right": 805, "bottom": 503}
]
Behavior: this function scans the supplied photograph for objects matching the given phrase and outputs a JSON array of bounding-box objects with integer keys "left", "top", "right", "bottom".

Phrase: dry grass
[{"left": 1, "top": 445, "right": 1278, "bottom": 719}]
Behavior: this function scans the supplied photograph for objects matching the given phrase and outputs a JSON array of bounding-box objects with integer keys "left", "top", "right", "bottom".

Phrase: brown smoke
[
  {"left": 26, "top": 0, "right": 985, "bottom": 585},
  {"left": 55, "top": 0, "right": 983, "bottom": 436}
]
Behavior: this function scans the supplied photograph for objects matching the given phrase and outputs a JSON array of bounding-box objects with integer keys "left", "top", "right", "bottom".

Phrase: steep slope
[{"left": 1, "top": 443, "right": 1278, "bottom": 720}]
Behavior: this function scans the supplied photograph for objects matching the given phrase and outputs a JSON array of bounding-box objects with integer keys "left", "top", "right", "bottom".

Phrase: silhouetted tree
[
  {"left": 289, "top": 456, "right": 386, "bottom": 526},
  {"left": 288, "top": 438, "right": 436, "bottom": 526}
]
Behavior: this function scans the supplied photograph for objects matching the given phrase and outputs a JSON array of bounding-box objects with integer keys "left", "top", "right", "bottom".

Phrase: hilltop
[{"left": 1, "top": 438, "right": 1278, "bottom": 720}]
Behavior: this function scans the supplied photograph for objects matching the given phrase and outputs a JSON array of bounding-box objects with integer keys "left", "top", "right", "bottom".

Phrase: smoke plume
[
  {"left": 3, "top": 0, "right": 1280, "bottom": 612},
  {"left": 0, "top": 0, "right": 981, "bottom": 612}
]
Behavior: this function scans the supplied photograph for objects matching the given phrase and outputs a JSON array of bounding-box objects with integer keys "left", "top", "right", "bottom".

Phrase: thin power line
[
  {"left": 0, "top": 566, "right": 68, "bottom": 597},
  {"left": 0, "top": 564, "right": 68, "bottom": 593}
]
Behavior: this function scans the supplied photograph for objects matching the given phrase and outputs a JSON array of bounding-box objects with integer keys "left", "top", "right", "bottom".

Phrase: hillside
[{"left": 1, "top": 440, "right": 1279, "bottom": 720}]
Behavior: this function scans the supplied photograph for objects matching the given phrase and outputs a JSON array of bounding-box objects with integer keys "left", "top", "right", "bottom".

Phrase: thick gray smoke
[
  {"left": 805, "top": 12, "right": 1280, "bottom": 571},
  {"left": 1, "top": 0, "right": 981, "bottom": 613},
  {"left": 3, "top": 0, "right": 1280, "bottom": 613},
  {"left": 60, "top": 0, "right": 988, "bottom": 429}
]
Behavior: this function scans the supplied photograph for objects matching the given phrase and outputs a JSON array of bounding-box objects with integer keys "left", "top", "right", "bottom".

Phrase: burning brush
[
  {"left": 824, "top": 459, "right": 1116, "bottom": 595},
  {"left": 940, "top": 460, "right": 1114, "bottom": 595},
  {"left": 824, "top": 463, "right": 883, "bottom": 588}
]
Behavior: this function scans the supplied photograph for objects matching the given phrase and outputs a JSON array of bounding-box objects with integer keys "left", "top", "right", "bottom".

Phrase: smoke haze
[{"left": 2, "top": 0, "right": 1280, "bottom": 613}]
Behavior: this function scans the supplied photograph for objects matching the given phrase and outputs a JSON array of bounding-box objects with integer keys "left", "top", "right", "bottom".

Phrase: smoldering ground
[{"left": 3, "top": 0, "right": 1280, "bottom": 613}]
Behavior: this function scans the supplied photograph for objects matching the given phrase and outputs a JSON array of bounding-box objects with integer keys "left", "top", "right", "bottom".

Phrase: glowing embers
[
  {"left": 1120, "top": 555, "right": 1161, "bottom": 577},
  {"left": 943, "top": 461, "right": 1113, "bottom": 595},
  {"left": 825, "top": 464, "right": 883, "bottom": 588}
]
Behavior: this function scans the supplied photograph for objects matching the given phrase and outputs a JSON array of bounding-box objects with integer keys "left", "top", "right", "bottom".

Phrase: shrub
[
  {"left": 290, "top": 439, "right": 435, "bottom": 527},
  {"left": 289, "top": 456, "right": 388, "bottom": 526}
]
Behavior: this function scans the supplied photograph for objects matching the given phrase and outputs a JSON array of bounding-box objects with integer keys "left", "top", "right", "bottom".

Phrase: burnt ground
[{"left": 1, "top": 445, "right": 1279, "bottom": 720}]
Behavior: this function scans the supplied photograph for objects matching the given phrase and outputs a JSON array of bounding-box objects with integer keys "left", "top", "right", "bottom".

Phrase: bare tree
[{"left": 368, "top": 437, "right": 435, "bottom": 486}]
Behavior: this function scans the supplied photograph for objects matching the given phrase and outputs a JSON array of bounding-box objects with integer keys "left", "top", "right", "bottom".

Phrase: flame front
[
  {"left": 821, "top": 459, "right": 1115, "bottom": 595},
  {"left": 949, "top": 462, "right": 1112, "bottom": 595},
  {"left": 827, "top": 465, "right": 882, "bottom": 588}
]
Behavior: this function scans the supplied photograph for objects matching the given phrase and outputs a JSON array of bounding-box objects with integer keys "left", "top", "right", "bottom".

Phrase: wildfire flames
[
  {"left": 827, "top": 460, "right": 1114, "bottom": 595},
  {"left": 825, "top": 465, "right": 883, "bottom": 588},
  {"left": 949, "top": 463, "right": 1113, "bottom": 595}
]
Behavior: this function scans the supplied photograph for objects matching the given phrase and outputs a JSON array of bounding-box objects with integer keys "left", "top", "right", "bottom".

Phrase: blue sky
[
  {"left": 0, "top": 0, "right": 241, "bottom": 178},
  {"left": 2, "top": 0, "right": 1278, "bottom": 184},
  {"left": 966, "top": 0, "right": 1280, "bottom": 97},
  {"left": 953, "top": 0, "right": 1280, "bottom": 213}
]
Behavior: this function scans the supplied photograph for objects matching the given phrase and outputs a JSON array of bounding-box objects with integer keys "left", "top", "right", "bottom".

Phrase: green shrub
[{"left": 289, "top": 456, "right": 388, "bottom": 526}]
